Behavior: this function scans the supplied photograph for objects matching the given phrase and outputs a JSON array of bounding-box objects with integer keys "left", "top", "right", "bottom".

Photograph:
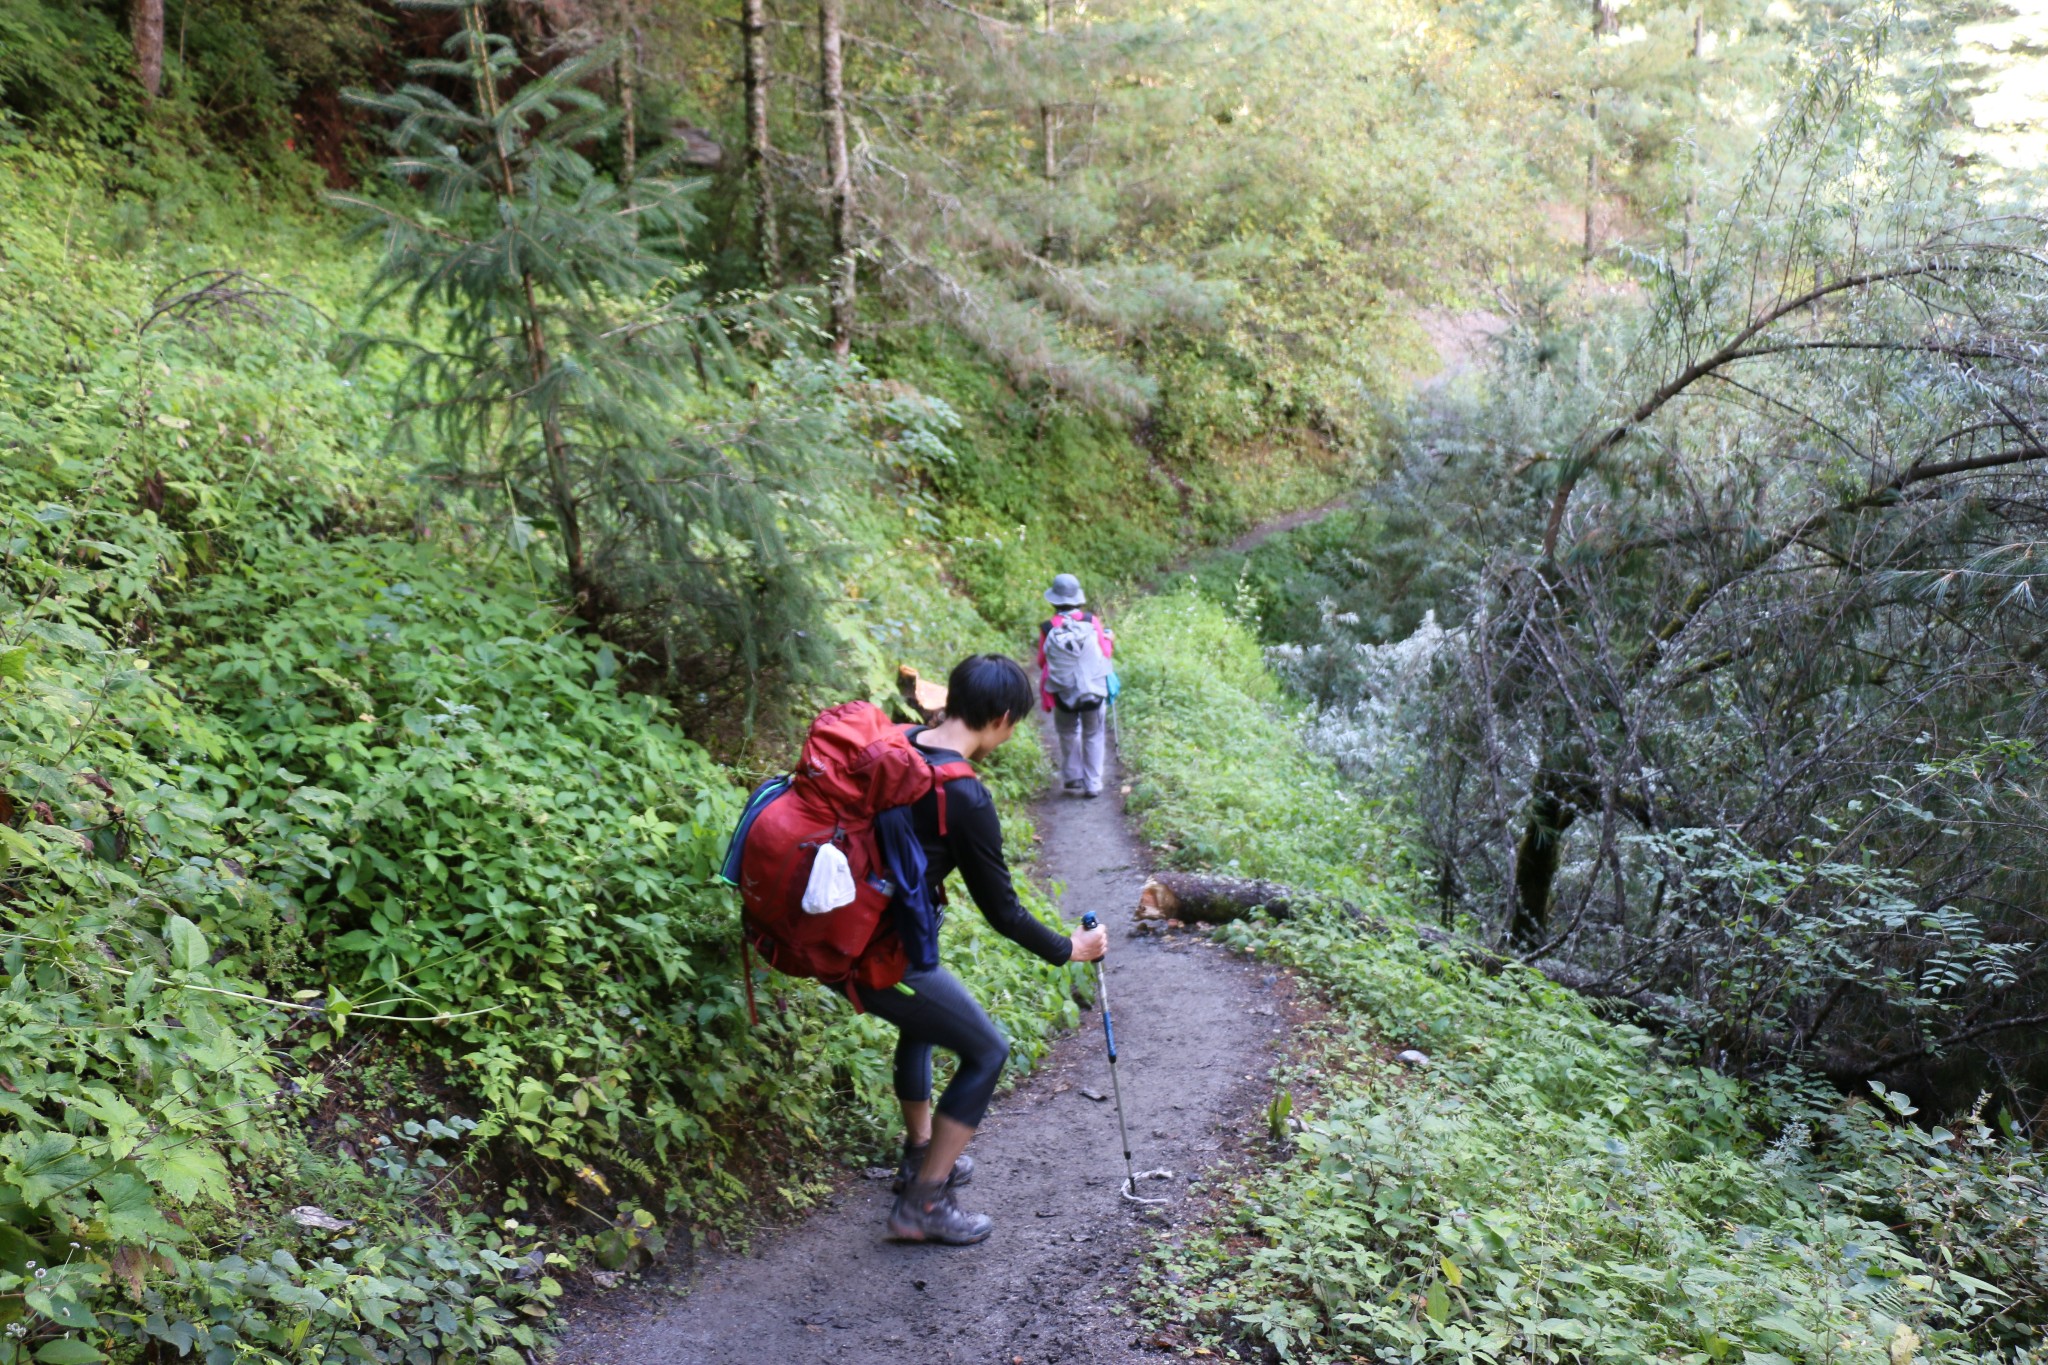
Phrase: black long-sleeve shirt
[{"left": 907, "top": 733, "right": 1073, "bottom": 967}]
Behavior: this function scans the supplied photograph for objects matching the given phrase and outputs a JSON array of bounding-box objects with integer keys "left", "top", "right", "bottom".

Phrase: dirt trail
[{"left": 552, "top": 721, "right": 1284, "bottom": 1365}]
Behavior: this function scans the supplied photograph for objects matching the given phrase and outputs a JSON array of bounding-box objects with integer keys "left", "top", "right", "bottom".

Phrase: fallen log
[
  {"left": 895, "top": 665, "right": 948, "bottom": 723},
  {"left": 1137, "top": 871, "right": 1297, "bottom": 924},
  {"left": 1136, "top": 871, "right": 1707, "bottom": 1025},
  {"left": 1145, "top": 871, "right": 1932, "bottom": 1090}
]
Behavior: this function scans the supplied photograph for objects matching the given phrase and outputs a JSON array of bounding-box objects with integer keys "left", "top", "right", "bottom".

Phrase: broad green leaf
[
  {"left": 4, "top": 1132, "right": 91, "bottom": 1207},
  {"left": 136, "top": 1142, "right": 230, "bottom": 1206},
  {"left": 94, "top": 1173, "right": 178, "bottom": 1242},
  {"left": 24, "top": 1287, "right": 97, "bottom": 1331},
  {"left": 35, "top": 1339, "right": 109, "bottom": 1363},
  {"left": 0, "top": 1223, "right": 44, "bottom": 1273},
  {"left": 164, "top": 915, "right": 208, "bottom": 972}
]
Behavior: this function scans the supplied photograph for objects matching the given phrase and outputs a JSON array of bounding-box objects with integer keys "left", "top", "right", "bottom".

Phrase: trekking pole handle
[{"left": 1080, "top": 915, "right": 1116, "bottom": 1062}]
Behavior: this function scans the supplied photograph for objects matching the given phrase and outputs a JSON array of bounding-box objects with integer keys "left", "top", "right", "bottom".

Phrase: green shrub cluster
[
  {"left": 1114, "top": 593, "right": 2045, "bottom": 1362},
  {"left": 0, "top": 448, "right": 560, "bottom": 1365},
  {"left": 1113, "top": 590, "right": 1374, "bottom": 893},
  {"left": 0, "top": 146, "right": 1090, "bottom": 1362}
]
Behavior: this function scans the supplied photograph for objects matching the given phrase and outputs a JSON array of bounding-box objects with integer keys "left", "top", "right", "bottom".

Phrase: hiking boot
[
  {"left": 1083, "top": 789, "right": 1101, "bottom": 799},
  {"left": 892, "top": 1143, "right": 973, "bottom": 1194},
  {"left": 887, "top": 1180, "right": 993, "bottom": 1245},
  {"left": 1063, "top": 779, "right": 1085, "bottom": 792}
]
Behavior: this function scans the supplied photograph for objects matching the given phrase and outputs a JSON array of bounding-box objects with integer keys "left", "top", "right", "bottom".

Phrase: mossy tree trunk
[{"left": 744, "top": 0, "right": 781, "bottom": 282}]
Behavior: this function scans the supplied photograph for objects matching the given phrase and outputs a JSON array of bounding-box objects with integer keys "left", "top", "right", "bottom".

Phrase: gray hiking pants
[{"left": 1054, "top": 703, "right": 1106, "bottom": 795}]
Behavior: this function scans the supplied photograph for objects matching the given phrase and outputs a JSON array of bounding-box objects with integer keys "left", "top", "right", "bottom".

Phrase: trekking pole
[{"left": 1081, "top": 913, "right": 1167, "bottom": 1205}]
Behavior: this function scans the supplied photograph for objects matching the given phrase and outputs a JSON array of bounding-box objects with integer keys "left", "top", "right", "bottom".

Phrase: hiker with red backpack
[
  {"left": 1038, "top": 573, "right": 1116, "bottom": 797},
  {"left": 724, "top": 654, "right": 1107, "bottom": 1246}
]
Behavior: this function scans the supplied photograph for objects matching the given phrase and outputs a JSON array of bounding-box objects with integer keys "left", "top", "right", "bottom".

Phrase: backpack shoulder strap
[
  {"left": 895, "top": 725, "right": 979, "bottom": 835},
  {"left": 927, "top": 758, "right": 977, "bottom": 837}
]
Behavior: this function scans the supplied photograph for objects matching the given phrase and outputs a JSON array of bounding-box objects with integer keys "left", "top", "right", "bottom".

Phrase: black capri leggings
[{"left": 855, "top": 965, "right": 1011, "bottom": 1128}]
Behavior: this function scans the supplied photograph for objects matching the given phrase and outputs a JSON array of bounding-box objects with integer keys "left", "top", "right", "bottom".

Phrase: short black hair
[{"left": 946, "top": 653, "right": 1034, "bottom": 729}]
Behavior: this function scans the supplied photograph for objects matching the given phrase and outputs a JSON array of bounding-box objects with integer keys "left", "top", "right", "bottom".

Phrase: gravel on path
[{"left": 550, "top": 718, "right": 1283, "bottom": 1365}]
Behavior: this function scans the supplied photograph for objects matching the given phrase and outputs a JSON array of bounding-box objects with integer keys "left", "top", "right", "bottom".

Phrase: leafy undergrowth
[
  {"left": 1114, "top": 591, "right": 2048, "bottom": 1363},
  {"left": 0, "top": 117, "right": 1365, "bottom": 1358},
  {"left": 0, "top": 146, "right": 1088, "bottom": 1364}
]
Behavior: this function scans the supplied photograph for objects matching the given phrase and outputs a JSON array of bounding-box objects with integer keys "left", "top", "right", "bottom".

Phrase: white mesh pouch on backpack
[{"left": 1045, "top": 612, "right": 1111, "bottom": 708}]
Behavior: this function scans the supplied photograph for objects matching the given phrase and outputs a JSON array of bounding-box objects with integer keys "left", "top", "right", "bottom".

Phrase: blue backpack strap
[
  {"left": 718, "top": 774, "right": 792, "bottom": 886},
  {"left": 876, "top": 805, "right": 940, "bottom": 971}
]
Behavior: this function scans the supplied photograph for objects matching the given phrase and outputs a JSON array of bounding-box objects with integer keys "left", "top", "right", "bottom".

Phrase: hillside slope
[
  {"left": 1112, "top": 589, "right": 2048, "bottom": 1362},
  {"left": 0, "top": 143, "right": 1357, "bottom": 1363}
]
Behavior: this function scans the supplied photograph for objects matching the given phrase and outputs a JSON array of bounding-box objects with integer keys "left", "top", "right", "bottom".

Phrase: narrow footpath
[{"left": 552, "top": 720, "right": 1287, "bottom": 1365}]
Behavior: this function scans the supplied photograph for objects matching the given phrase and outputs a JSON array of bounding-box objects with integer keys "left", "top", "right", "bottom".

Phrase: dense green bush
[
  {"left": 0, "top": 459, "right": 555, "bottom": 1365},
  {"left": 172, "top": 539, "right": 755, "bottom": 1178},
  {"left": 0, "top": 142, "right": 1095, "bottom": 1359},
  {"left": 1115, "top": 594, "right": 2046, "bottom": 1361},
  {"left": 0, "top": 4, "right": 137, "bottom": 145},
  {"left": 1113, "top": 591, "right": 1375, "bottom": 893}
]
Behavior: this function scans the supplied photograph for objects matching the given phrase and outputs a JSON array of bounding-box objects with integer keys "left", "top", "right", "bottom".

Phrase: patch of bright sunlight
[{"left": 1954, "top": 0, "right": 2048, "bottom": 203}]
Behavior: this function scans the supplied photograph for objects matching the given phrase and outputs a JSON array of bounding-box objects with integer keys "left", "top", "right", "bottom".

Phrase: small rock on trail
[{"left": 549, "top": 719, "right": 1282, "bottom": 1365}]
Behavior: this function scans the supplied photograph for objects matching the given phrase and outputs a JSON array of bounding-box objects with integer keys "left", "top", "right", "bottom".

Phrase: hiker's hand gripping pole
[{"left": 1082, "top": 914, "right": 1166, "bottom": 1205}]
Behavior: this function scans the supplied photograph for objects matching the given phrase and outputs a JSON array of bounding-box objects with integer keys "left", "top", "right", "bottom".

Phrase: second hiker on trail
[{"left": 1038, "top": 573, "right": 1116, "bottom": 798}]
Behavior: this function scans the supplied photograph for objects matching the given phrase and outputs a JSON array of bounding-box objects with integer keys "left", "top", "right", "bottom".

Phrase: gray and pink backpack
[{"left": 1045, "top": 611, "right": 1112, "bottom": 710}]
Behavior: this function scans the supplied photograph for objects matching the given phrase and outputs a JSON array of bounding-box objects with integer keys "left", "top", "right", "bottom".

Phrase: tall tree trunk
[
  {"left": 819, "top": 0, "right": 855, "bottom": 356},
  {"left": 1583, "top": 95, "right": 1598, "bottom": 265},
  {"left": 463, "top": 3, "right": 591, "bottom": 609},
  {"left": 744, "top": 0, "right": 781, "bottom": 283},
  {"left": 1583, "top": 0, "right": 1615, "bottom": 266},
  {"left": 1682, "top": 11, "right": 1703, "bottom": 273},
  {"left": 131, "top": 0, "right": 164, "bottom": 101},
  {"left": 1038, "top": 0, "right": 1056, "bottom": 251},
  {"left": 618, "top": 14, "right": 640, "bottom": 199}
]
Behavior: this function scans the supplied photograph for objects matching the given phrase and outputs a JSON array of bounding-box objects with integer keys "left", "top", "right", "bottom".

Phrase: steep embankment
[
  {"left": 1111, "top": 589, "right": 2040, "bottom": 1362},
  {"left": 0, "top": 144, "right": 1373, "bottom": 1365},
  {"left": 552, "top": 715, "right": 1291, "bottom": 1365}
]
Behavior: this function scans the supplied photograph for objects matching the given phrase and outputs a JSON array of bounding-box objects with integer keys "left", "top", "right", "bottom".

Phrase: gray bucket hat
[{"left": 1045, "top": 573, "right": 1086, "bottom": 606}]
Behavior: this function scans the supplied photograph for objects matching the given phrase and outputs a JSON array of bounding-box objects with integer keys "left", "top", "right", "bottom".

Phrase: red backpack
[{"left": 734, "top": 701, "right": 973, "bottom": 1015}]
